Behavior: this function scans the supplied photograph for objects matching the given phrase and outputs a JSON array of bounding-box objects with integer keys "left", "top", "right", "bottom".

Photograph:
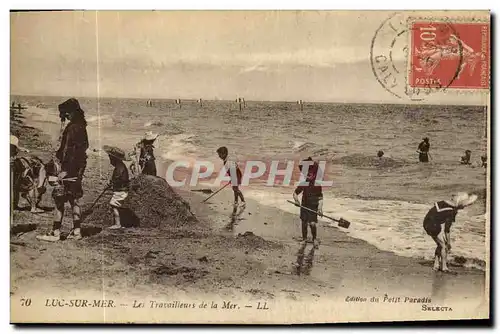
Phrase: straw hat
[
  {"left": 103, "top": 145, "right": 128, "bottom": 161},
  {"left": 10, "top": 135, "right": 29, "bottom": 152},
  {"left": 11, "top": 135, "right": 19, "bottom": 148},
  {"left": 143, "top": 131, "right": 159, "bottom": 141},
  {"left": 58, "top": 98, "right": 83, "bottom": 113},
  {"left": 445, "top": 192, "right": 478, "bottom": 208}
]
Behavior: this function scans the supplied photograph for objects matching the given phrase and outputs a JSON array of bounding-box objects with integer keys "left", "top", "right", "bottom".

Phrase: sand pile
[
  {"left": 233, "top": 232, "right": 282, "bottom": 251},
  {"left": 83, "top": 175, "right": 197, "bottom": 229}
]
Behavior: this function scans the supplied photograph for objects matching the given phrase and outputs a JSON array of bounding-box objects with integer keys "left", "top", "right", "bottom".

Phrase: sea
[{"left": 12, "top": 95, "right": 489, "bottom": 270}]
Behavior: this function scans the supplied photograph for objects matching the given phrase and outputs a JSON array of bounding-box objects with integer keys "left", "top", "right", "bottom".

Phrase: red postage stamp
[{"left": 409, "top": 21, "right": 490, "bottom": 90}]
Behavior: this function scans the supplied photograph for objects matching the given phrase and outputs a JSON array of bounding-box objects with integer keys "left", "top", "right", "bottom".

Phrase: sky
[{"left": 10, "top": 10, "right": 489, "bottom": 104}]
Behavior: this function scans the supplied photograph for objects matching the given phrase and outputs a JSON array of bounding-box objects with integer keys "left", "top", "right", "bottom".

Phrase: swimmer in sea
[
  {"left": 460, "top": 150, "right": 472, "bottom": 165},
  {"left": 423, "top": 192, "right": 478, "bottom": 272},
  {"left": 481, "top": 155, "right": 487, "bottom": 168},
  {"left": 417, "top": 137, "right": 430, "bottom": 163}
]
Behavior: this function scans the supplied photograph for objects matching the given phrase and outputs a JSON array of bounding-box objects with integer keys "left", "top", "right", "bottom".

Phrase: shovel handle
[
  {"left": 201, "top": 182, "right": 230, "bottom": 203},
  {"left": 287, "top": 200, "right": 335, "bottom": 221},
  {"left": 287, "top": 200, "right": 350, "bottom": 228},
  {"left": 86, "top": 184, "right": 112, "bottom": 212}
]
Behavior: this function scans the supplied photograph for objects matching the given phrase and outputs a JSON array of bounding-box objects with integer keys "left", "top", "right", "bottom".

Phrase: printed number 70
[{"left": 20, "top": 298, "right": 32, "bottom": 306}]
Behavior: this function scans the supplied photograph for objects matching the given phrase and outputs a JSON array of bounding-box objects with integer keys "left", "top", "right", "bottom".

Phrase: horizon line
[{"left": 10, "top": 92, "right": 487, "bottom": 108}]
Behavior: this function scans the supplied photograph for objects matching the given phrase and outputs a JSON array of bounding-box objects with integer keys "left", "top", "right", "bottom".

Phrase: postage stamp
[
  {"left": 409, "top": 21, "right": 490, "bottom": 90},
  {"left": 370, "top": 12, "right": 490, "bottom": 102}
]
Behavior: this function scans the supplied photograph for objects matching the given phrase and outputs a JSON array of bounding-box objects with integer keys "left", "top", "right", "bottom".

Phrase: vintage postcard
[{"left": 10, "top": 10, "right": 490, "bottom": 324}]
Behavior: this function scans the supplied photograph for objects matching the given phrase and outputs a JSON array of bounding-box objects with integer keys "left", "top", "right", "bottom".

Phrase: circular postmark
[{"left": 370, "top": 12, "right": 464, "bottom": 101}]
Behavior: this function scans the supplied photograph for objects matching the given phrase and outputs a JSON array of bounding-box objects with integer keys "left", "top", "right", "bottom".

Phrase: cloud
[{"left": 99, "top": 44, "right": 376, "bottom": 70}]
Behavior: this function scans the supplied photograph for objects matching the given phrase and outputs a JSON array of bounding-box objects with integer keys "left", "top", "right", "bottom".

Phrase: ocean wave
[
  {"left": 160, "top": 133, "right": 199, "bottom": 161},
  {"left": 291, "top": 142, "right": 331, "bottom": 158},
  {"left": 87, "top": 115, "right": 113, "bottom": 123},
  {"left": 332, "top": 153, "right": 406, "bottom": 168},
  {"left": 144, "top": 120, "right": 165, "bottom": 127},
  {"left": 292, "top": 141, "right": 313, "bottom": 152}
]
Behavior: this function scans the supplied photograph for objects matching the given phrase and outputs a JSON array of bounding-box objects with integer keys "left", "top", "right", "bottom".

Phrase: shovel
[
  {"left": 82, "top": 184, "right": 112, "bottom": 217},
  {"left": 201, "top": 182, "right": 230, "bottom": 203},
  {"left": 191, "top": 189, "right": 214, "bottom": 194},
  {"left": 287, "top": 200, "right": 351, "bottom": 229}
]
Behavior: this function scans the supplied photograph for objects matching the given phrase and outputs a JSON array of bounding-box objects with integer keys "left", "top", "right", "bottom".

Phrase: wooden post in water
[
  {"left": 11, "top": 103, "right": 26, "bottom": 112},
  {"left": 238, "top": 97, "right": 242, "bottom": 111},
  {"left": 297, "top": 100, "right": 304, "bottom": 111}
]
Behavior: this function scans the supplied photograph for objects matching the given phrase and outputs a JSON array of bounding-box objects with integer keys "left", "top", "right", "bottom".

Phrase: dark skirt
[
  {"left": 141, "top": 160, "right": 157, "bottom": 176},
  {"left": 423, "top": 221, "right": 441, "bottom": 236},
  {"left": 419, "top": 153, "right": 429, "bottom": 162},
  {"left": 56, "top": 162, "right": 86, "bottom": 200},
  {"left": 423, "top": 212, "right": 442, "bottom": 236},
  {"left": 64, "top": 178, "right": 84, "bottom": 199},
  {"left": 300, "top": 198, "right": 320, "bottom": 223}
]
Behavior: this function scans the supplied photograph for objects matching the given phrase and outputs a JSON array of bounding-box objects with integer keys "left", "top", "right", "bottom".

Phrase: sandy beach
[{"left": 10, "top": 103, "right": 488, "bottom": 323}]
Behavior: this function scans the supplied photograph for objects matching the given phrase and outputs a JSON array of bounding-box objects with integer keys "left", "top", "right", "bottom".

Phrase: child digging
[
  {"left": 293, "top": 157, "right": 323, "bottom": 249},
  {"left": 216, "top": 146, "right": 246, "bottom": 216},
  {"left": 423, "top": 192, "right": 477, "bottom": 272},
  {"left": 103, "top": 145, "right": 130, "bottom": 229}
]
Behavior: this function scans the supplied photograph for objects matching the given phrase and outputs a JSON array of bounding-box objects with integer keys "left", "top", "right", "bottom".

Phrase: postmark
[{"left": 370, "top": 12, "right": 416, "bottom": 100}]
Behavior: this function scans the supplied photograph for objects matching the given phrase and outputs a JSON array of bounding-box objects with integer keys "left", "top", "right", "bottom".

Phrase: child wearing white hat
[
  {"left": 133, "top": 131, "right": 158, "bottom": 176},
  {"left": 10, "top": 135, "right": 29, "bottom": 156}
]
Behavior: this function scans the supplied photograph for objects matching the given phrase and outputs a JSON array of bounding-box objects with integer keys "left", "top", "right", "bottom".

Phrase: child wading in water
[
  {"left": 216, "top": 146, "right": 246, "bottom": 216},
  {"left": 460, "top": 150, "right": 472, "bottom": 165},
  {"left": 423, "top": 192, "right": 477, "bottom": 272},
  {"left": 293, "top": 157, "right": 323, "bottom": 249},
  {"left": 104, "top": 145, "right": 130, "bottom": 229}
]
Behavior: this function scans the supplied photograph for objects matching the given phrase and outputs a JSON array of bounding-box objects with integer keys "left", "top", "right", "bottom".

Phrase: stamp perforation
[{"left": 407, "top": 15, "right": 490, "bottom": 25}]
